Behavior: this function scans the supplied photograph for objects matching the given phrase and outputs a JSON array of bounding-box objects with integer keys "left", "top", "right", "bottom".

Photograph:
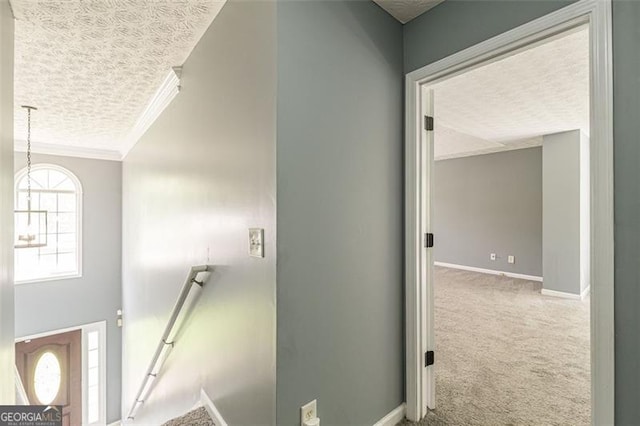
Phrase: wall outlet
[
  {"left": 490, "top": 253, "right": 497, "bottom": 261},
  {"left": 300, "top": 399, "right": 317, "bottom": 426},
  {"left": 508, "top": 255, "right": 515, "bottom": 264}
]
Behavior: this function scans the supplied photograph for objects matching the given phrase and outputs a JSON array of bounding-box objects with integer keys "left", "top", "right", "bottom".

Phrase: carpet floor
[
  {"left": 162, "top": 407, "right": 214, "bottom": 426},
  {"left": 400, "top": 267, "right": 590, "bottom": 426}
]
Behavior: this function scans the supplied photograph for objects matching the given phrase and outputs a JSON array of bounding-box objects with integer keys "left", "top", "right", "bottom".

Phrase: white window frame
[
  {"left": 15, "top": 321, "right": 108, "bottom": 426},
  {"left": 14, "top": 163, "right": 83, "bottom": 284}
]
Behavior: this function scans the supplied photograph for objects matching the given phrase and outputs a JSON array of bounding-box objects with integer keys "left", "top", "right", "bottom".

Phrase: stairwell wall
[
  {"left": 0, "top": 0, "right": 14, "bottom": 404},
  {"left": 121, "top": 0, "right": 277, "bottom": 424}
]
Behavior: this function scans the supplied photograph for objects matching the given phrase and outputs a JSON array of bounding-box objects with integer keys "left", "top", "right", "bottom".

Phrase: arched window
[{"left": 14, "top": 164, "right": 82, "bottom": 283}]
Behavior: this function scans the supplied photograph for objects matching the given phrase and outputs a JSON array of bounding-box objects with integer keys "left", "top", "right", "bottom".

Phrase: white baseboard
[
  {"left": 201, "top": 388, "right": 228, "bottom": 426},
  {"left": 373, "top": 403, "right": 406, "bottom": 426},
  {"left": 541, "top": 285, "right": 590, "bottom": 301},
  {"left": 434, "top": 262, "right": 543, "bottom": 282},
  {"left": 107, "top": 421, "right": 122, "bottom": 426}
]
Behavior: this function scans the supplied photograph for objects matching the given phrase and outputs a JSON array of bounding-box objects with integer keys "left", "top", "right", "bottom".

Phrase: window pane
[
  {"left": 15, "top": 166, "right": 81, "bottom": 283},
  {"left": 58, "top": 193, "right": 76, "bottom": 212},
  {"left": 47, "top": 170, "right": 68, "bottom": 190},
  {"left": 27, "top": 170, "right": 47, "bottom": 190},
  {"left": 39, "top": 240, "right": 58, "bottom": 256},
  {"left": 39, "top": 193, "right": 57, "bottom": 212},
  {"left": 57, "top": 213, "right": 76, "bottom": 233},
  {"left": 16, "top": 191, "right": 28, "bottom": 208},
  {"left": 88, "top": 367, "right": 99, "bottom": 387},
  {"left": 88, "top": 350, "right": 98, "bottom": 368},
  {"left": 88, "top": 331, "right": 99, "bottom": 350},
  {"left": 88, "top": 386, "right": 99, "bottom": 423},
  {"left": 57, "top": 253, "right": 77, "bottom": 273},
  {"left": 37, "top": 254, "right": 57, "bottom": 272},
  {"left": 33, "top": 352, "right": 61, "bottom": 405},
  {"left": 57, "top": 233, "right": 76, "bottom": 252}
]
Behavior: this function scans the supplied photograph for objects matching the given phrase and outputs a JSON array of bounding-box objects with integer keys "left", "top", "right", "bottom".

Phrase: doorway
[
  {"left": 404, "top": 1, "right": 614, "bottom": 424},
  {"left": 16, "top": 330, "right": 82, "bottom": 426},
  {"left": 15, "top": 321, "right": 107, "bottom": 426}
]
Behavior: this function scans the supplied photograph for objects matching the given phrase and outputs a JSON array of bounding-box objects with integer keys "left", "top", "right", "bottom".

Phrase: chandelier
[{"left": 14, "top": 106, "right": 47, "bottom": 249}]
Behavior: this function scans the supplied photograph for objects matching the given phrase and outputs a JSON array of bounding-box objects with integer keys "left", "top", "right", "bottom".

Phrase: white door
[{"left": 420, "top": 85, "right": 436, "bottom": 414}]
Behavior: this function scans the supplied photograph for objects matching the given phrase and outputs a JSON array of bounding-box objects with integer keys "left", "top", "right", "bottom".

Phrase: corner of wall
[{"left": 0, "top": 0, "right": 15, "bottom": 404}]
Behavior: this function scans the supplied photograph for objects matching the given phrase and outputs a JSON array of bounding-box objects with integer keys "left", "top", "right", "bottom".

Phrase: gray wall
[
  {"left": 407, "top": 0, "right": 640, "bottom": 423},
  {"left": 434, "top": 148, "right": 543, "bottom": 277},
  {"left": 0, "top": 0, "right": 14, "bottom": 404},
  {"left": 13, "top": 153, "right": 122, "bottom": 422},
  {"left": 403, "top": 0, "right": 575, "bottom": 73},
  {"left": 276, "top": 1, "right": 404, "bottom": 425},
  {"left": 579, "top": 132, "right": 590, "bottom": 293},
  {"left": 121, "top": 1, "right": 276, "bottom": 424},
  {"left": 542, "top": 131, "right": 585, "bottom": 295},
  {"left": 612, "top": 1, "right": 640, "bottom": 423}
]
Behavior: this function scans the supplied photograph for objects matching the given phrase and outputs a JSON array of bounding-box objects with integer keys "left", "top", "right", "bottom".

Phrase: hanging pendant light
[{"left": 14, "top": 106, "right": 47, "bottom": 249}]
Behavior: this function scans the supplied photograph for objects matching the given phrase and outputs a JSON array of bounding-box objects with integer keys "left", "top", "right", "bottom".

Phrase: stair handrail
[
  {"left": 15, "top": 365, "right": 29, "bottom": 405},
  {"left": 126, "top": 265, "right": 212, "bottom": 421}
]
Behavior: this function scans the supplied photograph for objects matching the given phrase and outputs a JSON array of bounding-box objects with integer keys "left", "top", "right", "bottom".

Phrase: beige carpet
[
  {"left": 400, "top": 267, "right": 590, "bottom": 426},
  {"left": 162, "top": 407, "right": 214, "bottom": 426}
]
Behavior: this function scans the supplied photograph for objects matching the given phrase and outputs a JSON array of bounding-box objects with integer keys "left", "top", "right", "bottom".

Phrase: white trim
[
  {"left": 14, "top": 140, "right": 122, "bottom": 162},
  {"left": 405, "top": 1, "right": 614, "bottom": 424},
  {"left": 14, "top": 67, "right": 182, "bottom": 162},
  {"left": 16, "top": 321, "right": 108, "bottom": 426},
  {"left": 541, "top": 285, "right": 591, "bottom": 301},
  {"left": 434, "top": 262, "right": 543, "bottom": 282},
  {"left": 14, "top": 365, "right": 29, "bottom": 405},
  {"left": 373, "top": 403, "right": 406, "bottom": 426},
  {"left": 200, "top": 388, "right": 228, "bottom": 426},
  {"left": 120, "top": 67, "right": 182, "bottom": 159},
  {"left": 14, "top": 163, "right": 83, "bottom": 285},
  {"left": 107, "top": 422, "right": 122, "bottom": 426},
  {"left": 82, "top": 321, "right": 107, "bottom": 426}
]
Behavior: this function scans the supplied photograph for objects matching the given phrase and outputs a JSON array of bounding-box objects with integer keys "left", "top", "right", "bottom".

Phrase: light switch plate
[
  {"left": 249, "top": 228, "right": 264, "bottom": 258},
  {"left": 508, "top": 255, "right": 515, "bottom": 264}
]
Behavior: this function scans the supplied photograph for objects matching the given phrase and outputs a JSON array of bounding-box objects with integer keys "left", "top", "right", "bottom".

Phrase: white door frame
[
  {"left": 404, "top": 1, "right": 614, "bottom": 424},
  {"left": 16, "top": 321, "right": 108, "bottom": 426}
]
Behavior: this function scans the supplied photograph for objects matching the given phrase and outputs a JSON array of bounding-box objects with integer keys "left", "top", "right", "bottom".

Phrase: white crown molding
[
  {"left": 120, "top": 66, "right": 182, "bottom": 159},
  {"left": 14, "top": 139, "right": 122, "bottom": 161},
  {"left": 14, "top": 66, "right": 182, "bottom": 162}
]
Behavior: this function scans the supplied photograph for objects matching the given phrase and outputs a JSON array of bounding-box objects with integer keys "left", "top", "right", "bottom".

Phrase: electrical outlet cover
[
  {"left": 490, "top": 253, "right": 497, "bottom": 261},
  {"left": 249, "top": 228, "right": 264, "bottom": 258},
  {"left": 300, "top": 399, "right": 317, "bottom": 425},
  {"left": 508, "top": 255, "right": 515, "bottom": 264}
]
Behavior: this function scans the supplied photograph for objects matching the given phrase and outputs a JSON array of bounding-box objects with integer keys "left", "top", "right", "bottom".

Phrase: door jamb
[
  {"left": 404, "top": 1, "right": 614, "bottom": 424},
  {"left": 16, "top": 321, "right": 108, "bottom": 426}
]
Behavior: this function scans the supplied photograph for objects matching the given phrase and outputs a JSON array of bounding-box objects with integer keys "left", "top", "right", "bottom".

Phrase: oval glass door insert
[{"left": 33, "top": 351, "right": 61, "bottom": 404}]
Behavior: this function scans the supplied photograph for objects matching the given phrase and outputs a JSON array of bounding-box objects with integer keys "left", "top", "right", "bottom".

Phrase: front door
[{"left": 16, "top": 330, "right": 82, "bottom": 426}]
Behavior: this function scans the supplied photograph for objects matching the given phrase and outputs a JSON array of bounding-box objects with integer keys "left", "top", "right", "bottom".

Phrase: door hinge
[
  {"left": 424, "top": 115, "right": 434, "bottom": 131},
  {"left": 425, "top": 350, "right": 434, "bottom": 367},
  {"left": 424, "top": 233, "right": 434, "bottom": 248}
]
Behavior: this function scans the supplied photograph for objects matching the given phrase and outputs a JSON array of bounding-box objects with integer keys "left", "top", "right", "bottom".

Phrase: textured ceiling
[
  {"left": 373, "top": 0, "right": 445, "bottom": 23},
  {"left": 11, "top": 0, "right": 225, "bottom": 155},
  {"left": 433, "top": 27, "right": 589, "bottom": 160}
]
